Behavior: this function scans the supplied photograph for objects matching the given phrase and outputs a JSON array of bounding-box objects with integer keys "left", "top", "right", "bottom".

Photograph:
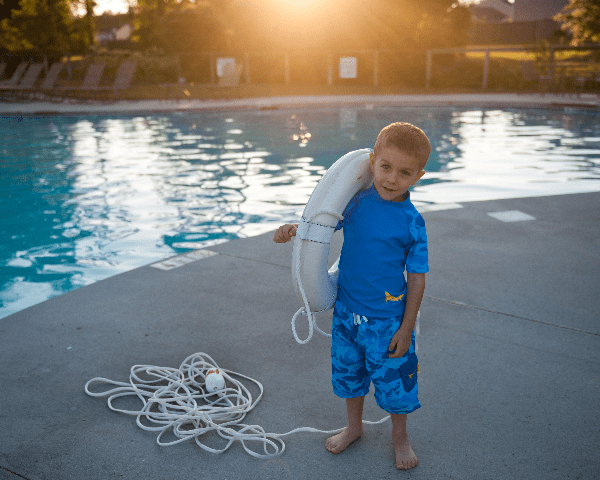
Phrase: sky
[{"left": 95, "top": 0, "right": 130, "bottom": 15}]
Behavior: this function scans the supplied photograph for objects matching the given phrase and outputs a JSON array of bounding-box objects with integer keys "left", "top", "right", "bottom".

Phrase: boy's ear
[{"left": 412, "top": 170, "right": 426, "bottom": 184}]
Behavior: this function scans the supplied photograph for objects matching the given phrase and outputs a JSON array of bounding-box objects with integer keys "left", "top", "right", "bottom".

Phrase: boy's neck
[{"left": 396, "top": 191, "right": 409, "bottom": 202}]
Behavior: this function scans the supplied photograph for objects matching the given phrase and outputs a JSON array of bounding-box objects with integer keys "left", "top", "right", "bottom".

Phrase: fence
[
  {"left": 3, "top": 45, "right": 600, "bottom": 93},
  {"left": 425, "top": 44, "right": 600, "bottom": 91},
  {"left": 0, "top": 50, "right": 396, "bottom": 88},
  {"left": 163, "top": 50, "right": 402, "bottom": 87}
]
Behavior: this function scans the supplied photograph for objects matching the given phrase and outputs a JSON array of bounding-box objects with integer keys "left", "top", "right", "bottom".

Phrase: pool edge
[{"left": 1, "top": 93, "right": 599, "bottom": 116}]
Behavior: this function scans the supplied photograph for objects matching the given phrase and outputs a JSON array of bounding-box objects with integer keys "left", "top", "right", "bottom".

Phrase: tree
[
  {"left": 0, "top": 0, "right": 20, "bottom": 22},
  {"left": 158, "top": 4, "right": 231, "bottom": 52},
  {"left": 223, "top": 0, "right": 471, "bottom": 52},
  {"left": 554, "top": 0, "right": 600, "bottom": 45},
  {"left": 131, "top": 0, "right": 183, "bottom": 49},
  {"left": 0, "top": 0, "right": 93, "bottom": 52},
  {"left": 127, "top": 0, "right": 471, "bottom": 54},
  {"left": 83, "top": 0, "right": 97, "bottom": 46},
  {"left": 0, "top": 0, "right": 74, "bottom": 50}
]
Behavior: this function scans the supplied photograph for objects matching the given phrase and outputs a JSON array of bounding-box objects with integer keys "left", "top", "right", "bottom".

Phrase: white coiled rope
[{"left": 85, "top": 352, "right": 389, "bottom": 458}]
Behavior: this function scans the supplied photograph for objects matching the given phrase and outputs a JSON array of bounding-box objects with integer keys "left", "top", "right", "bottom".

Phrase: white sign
[
  {"left": 339, "top": 57, "right": 357, "bottom": 79},
  {"left": 216, "top": 57, "right": 236, "bottom": 78}
]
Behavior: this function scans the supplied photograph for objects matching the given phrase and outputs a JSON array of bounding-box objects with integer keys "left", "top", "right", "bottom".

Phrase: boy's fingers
[
  {"left": 273, "top": 224, "right": 298, "bottom": 243},
  {"left": 389, "top": 348, "right": 405, "bottom": 358}
]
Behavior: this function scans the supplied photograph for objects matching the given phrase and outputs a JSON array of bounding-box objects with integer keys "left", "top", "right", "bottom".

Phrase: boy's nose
[{"left": 388, "top": 173, "right": 400, "bottom": 185}]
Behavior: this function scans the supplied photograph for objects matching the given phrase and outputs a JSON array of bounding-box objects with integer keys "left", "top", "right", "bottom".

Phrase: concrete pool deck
[
  {"left": 1, "top": 92, "right": 600, "bottom": 115},
  {"left": 1, "top": 191, "right": 599, "bottom": 480}
]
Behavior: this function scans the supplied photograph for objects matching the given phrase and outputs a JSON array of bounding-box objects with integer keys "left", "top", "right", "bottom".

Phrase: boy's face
[{"left": 370, "top": 146, "right": 425, "bottom": 202}]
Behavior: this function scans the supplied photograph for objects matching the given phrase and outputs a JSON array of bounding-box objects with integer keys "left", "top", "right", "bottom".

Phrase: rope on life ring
[{"left": 291, "top": 208, "right": 343, "bottom": 344}]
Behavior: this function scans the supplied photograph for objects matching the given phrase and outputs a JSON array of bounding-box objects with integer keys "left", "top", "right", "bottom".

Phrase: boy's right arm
[{"left": 273, "top": 224, "right": 298, "bottom": 243}]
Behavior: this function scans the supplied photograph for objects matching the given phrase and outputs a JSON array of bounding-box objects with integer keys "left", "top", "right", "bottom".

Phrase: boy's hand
[
  {"left": 388, "top": 328, "right": 412, "bottom": 358},
  {"left": 273, "top": 223, "right": 298, "bottom": 243},
  {"left": 388, "top": 272, "right": 425, "bottom": 358}
]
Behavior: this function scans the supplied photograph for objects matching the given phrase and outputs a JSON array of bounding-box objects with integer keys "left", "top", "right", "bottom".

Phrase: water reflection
[
  {"left": 412, "top": 108, "right": 600, "bottom": 204},
  {"left": 1, "top": 106, "right": 600, "bottom": 318}
]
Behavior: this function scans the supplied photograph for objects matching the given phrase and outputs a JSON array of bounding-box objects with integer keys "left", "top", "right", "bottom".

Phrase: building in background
[
  {"left": 94, "top": 13, "right": 133, "bottom": 47},
  {"left": 468, "top": 0, "right": 568, "bottom": 44},
  {"left": 514, "top": 0, "right": 568, "bottom": 21},
  {"left": 470, "top": 0, "right": 515, "bottom": 23}
]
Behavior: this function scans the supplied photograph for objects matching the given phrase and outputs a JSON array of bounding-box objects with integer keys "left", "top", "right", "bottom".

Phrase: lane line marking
[
  {"left": 487, "top": 210, "right": 536, "bottom": 222},
  {"left": 418, "top": 203, "right": 463, "bottom": 213},
  {"left": 150, "top": 250, "right": 219, "bottom": 270}
]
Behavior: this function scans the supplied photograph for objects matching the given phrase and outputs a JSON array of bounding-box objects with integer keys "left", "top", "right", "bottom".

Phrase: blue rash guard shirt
[{"left": 334, "top": 184, "right": 429, "bottom": 318}]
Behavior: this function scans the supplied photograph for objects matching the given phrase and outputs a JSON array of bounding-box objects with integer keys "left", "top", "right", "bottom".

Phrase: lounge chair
[
  {"left": 110, "top": 60, "right": 136, "bottom": 92},
  {"left": 66, "top": 61, "right": 135, "bottom": 93},
  {"left": 0, "top": 63, "right": 45, "bottom": 90},
  {"left": 0, "top": 62, "right": 28, "bottom": 86},
  {"left": 80, "top": 63, "right": 106, "bottom": 89},
  {"left": 15, "top": 63, "right": 44, "bottom": 89},
  {"left": 40, "top": 62, "right": 64, "bottom": 90}
]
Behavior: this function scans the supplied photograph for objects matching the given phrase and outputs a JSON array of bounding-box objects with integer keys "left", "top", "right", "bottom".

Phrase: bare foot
[
  {"left": 325, "top": 426, "right": 363, "bottom": 454},
  {"left": 394, "top": 435, "right": 418, "bottom": 470}
]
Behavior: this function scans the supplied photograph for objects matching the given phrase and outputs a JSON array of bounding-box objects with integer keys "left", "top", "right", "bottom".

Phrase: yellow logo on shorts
[{"left": 385, "top": 291, "right": 404, "bottom": 302}]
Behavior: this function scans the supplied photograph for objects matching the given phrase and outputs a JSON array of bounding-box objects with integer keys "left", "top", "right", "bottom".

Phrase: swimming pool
[{"left": 2, "top": 105, "right": 600, "bottom": 319}]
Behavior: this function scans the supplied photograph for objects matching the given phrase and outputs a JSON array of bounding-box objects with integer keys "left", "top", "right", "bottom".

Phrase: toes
[
  {"left": 325, "top": 439, "right": 337, "bottom": 453},
  {"left": 396, "top": 458, "right": 418, "bottom": 470}
]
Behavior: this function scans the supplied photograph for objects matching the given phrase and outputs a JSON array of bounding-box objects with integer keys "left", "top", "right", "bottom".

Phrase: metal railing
[{"left": 425, "top": 44, "right": 600, "bottom": 91}]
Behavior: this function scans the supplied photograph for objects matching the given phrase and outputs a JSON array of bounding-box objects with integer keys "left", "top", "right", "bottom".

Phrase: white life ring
[{"left": 291, "top": 149, "right": 373, "bottom": 344}]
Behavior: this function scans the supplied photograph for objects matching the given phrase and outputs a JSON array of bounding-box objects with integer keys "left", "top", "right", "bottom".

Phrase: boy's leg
[
  {"left": 325, "top": 396, "right": 364, "bottom": 454},
  {"left": 391, "top": 413, "right": 418, "bottom": 470}
]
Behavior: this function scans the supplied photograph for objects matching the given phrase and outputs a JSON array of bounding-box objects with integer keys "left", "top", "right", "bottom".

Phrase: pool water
[{"left": 2, "top": 106, "right": 600, "bottom": 319}]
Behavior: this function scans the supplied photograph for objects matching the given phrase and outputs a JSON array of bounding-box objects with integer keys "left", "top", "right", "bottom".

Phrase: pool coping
[{"left": 1, "top": 92, "right": 599, "bottom": 116}]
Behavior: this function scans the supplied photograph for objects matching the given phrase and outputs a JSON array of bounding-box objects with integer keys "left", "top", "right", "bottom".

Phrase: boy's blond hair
[{"left": 373, "top": 122, "right": 431, "bottom": 170}]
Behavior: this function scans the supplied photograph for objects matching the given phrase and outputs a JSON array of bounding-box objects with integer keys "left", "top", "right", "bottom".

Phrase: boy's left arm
[{"left": 388, "top": 272, "right": 426, "bottom": 358}]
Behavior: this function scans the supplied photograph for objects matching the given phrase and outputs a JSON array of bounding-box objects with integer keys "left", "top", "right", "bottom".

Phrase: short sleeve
[
  {"left": 405, "top": 215, "right": 429, "bottom": 273},
  {"left": 335, "top": 190, "right": 364, "bottom": 232}
]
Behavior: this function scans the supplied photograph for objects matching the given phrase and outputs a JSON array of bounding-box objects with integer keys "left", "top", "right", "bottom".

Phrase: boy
[{"left": 273, "top": 122, "right": 430, "bottom": 470}]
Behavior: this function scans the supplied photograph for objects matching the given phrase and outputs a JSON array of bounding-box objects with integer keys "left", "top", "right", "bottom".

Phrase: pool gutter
[{"left": 1, "top": 93, "right": 599, "bottom": 116}]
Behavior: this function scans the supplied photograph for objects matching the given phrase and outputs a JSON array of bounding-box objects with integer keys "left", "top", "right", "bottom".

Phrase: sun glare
[
  {"left": 282, "top": 0, "right": 321, "bottom": 6},
  {"left": 267, "top": 0, "right": 329, "bottom": 16},
  {"left": 94, "top": 0, "right": 129, "bottom": 15},
  {"left": 265, "top": 0, "right": 335, "bottom": 29}
]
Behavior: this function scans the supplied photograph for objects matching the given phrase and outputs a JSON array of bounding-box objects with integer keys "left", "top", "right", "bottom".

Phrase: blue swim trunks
[{"left": 331, "top": 299, "right": 420, "bottom": 415}]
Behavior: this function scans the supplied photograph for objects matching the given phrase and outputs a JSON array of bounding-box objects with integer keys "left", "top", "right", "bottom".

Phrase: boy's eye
[{"left": 381, "top": 164, "right": 390, "bottom": 169}]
